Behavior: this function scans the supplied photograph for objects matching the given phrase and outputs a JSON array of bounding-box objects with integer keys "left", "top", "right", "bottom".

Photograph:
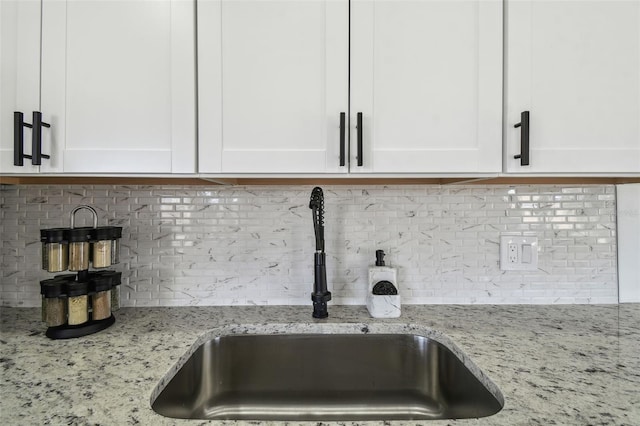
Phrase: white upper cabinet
[
  {"left": 198, "top": 0, "right": 349, "bottom": 173},
  {"left": 506, "top": 0, "right": 640, "bottom": 174},
  {"left": 0, "top": 0, "right": 47, "bottom": 173},
  {"left": 40, "top": 0, "right": 196, "bottom": 173},
  {"left": 350, "top": 0, "right": 503, "bottom": 174},
  {"left": 7, "top": 0, "right": 638, "bottom": 178},
  {"left": 199, "top": 0, "right": 501, "bottom": 175}
]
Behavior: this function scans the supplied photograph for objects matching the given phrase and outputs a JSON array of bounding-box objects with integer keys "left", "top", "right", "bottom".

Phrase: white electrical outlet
[
  {"left": 500, "top": 235, "right": 538, "bottom": 271},
  {"left": 508, "top": 243, "right": 518, "bottom": 263}
]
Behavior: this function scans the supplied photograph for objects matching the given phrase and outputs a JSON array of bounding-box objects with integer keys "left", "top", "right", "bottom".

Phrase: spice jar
[
  {"left": 40, "top": 228, "right": 69, "bottom": 272},
  {"left": 112, "top": 271, "right": 122, "bottom": 311},
  {"left": 91, "top": 275, "right": 112, "bottom": 321},
  {"left": 66, "top": 228, "right": 92, "bottom": 271},
  {"left": 40, "top": 279, "right": 67, "bottom": 327},
  {"left": 99, "top": 271, "right": 123, "bottom": 311},
  {"left": 66, "top": 281, "right": 89, "bottom": 325},
  {"left": 40, "top": 278, "right": 56, "bottom": 322},
  {"left": 110, "top": 226, "right": 123, "bottom": 265},
  {"left": 92, "top": 227, "right": 113, "bottom": 268}
]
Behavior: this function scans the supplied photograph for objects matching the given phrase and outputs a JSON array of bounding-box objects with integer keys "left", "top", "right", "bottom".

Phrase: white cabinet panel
[
  {"left": 0, "top": 0, "right": 45, "bottom": 173},
  {"left": 617, "top": 184, "right": 640, "bottom": 303},
  {"left": 198, "top": 0, "right": 349, "bottom": 174},
  {"left": 41, "top": 0, "right": 196, "bottom": 173},
  {"left": 350, "top": 0, "right": 502, "bottom": 173},
  {"left": 506, "top": 0, "right": 640, "bottom": 173}
]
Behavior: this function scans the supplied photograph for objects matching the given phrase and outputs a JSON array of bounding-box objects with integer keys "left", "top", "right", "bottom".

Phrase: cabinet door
[
  {"left": 198, "top": 0, "right": 349, "bottom": 173},
  {"left": 0, "top": 0, "right": 44, "bottom": 174},
  {"left": 506, "top": 0, "right": 640, "bottom": 174},
  {"left": 40, "top": 0, "right": 196, "bottom": 174},
  {"left": 350, "top": 0, "right": 502, "bottom": 174}
]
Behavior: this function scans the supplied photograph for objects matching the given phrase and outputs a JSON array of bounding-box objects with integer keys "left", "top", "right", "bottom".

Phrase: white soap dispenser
[{"left": 366, "top": 250, "right": 401, "bottom": 318}]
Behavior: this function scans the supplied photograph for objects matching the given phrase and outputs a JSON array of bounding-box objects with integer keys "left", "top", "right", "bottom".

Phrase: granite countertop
[{"left": 1, "top": 304, "right": 639, "bottom": 425}]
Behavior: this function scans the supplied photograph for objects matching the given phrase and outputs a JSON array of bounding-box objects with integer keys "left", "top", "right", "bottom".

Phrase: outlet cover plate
[{"left": 500, "top": 235, "right": 538, "bottom": 271}]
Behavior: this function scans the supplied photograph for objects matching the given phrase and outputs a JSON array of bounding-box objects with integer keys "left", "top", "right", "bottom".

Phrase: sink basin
[{"left": 151, "top": 331, "right": 503, "bottom": 421}]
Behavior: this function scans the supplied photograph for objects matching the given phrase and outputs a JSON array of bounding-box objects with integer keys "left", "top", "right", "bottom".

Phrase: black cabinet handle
[
  {"left": 356, "top": 112, "right": 363, "bottom": 166},
  {"left": 31, "top": 111, "right": 51, "bottom": 165},
  {"left": 513, "top": 111, "right": 530, "bottom": 166},
  {"left": 339, "top": 112, "right": 346, "bottom": 166},
  {"left": 13, "top": 111, "right": 33, "bottom": 166}
]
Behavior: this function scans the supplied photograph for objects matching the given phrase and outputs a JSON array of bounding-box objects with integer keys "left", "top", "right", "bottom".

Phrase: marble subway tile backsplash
[{"left": 0, "top": 184, "right": 617, "bottom": 307}]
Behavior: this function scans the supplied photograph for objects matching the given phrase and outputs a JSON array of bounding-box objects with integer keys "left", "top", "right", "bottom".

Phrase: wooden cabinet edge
[{"left": 2, "top": 175, "right": 639, "bottom": 186}]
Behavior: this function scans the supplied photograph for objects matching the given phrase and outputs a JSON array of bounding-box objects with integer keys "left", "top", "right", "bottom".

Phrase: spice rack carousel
[{"left": 40, "top": 206, "right": 123, "bottom": 339}]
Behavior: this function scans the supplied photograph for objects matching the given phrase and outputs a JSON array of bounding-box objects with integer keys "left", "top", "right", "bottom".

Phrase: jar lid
[
  {"left": 111, "top": 227, "right": 122, "bottom": 239},
  {"left": 40, "top": 279, "right": 64, "bottom": 298},
  {"left": 40, "top": 228, "right": 67, "bottom": 244},
  {"left": 65, "top": 281, "right": 89, "bottom": 297},
  {"left": 96, "top": 270, "right": 122, "bottom": 286},
  {"left": 64, "top": 227, "right": 92, "bottom": 243},
  {"left": 93, "top": 226, "right": 114, "bottom": 241},
  {"left": 112, "top": 271, "right": 122, "bottom": 286},
  {"left": 91, "top": 275, "right": 113, "bottom": 292},
  {"left": 53, "top": 274, "right": 77, "bottom": 282}
]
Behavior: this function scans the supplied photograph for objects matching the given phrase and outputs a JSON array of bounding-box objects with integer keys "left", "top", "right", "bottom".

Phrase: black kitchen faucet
[{"left": 309, "top": 187, "right": 331, "bottom": 319}]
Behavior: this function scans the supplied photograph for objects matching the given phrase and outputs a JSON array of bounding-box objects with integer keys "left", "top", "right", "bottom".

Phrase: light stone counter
[{"left": 1, "top": 304, "right": 639, "bottom": 425}]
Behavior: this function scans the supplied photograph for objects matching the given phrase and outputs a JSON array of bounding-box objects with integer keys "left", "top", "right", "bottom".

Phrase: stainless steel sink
[{"left": 151, "top": 332, "right": 503, "bottom": 421}]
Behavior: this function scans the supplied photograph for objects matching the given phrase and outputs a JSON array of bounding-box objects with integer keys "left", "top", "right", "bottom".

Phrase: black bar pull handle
[
  {"left": 339, "top": 112, "right": 346, "bottom": 166},
  {"left": 14, "top": 112, "right": 26, "bottom": 166},
  {"left": 31, "top": 111, "right": 51, "bottom": 165},
  {"left": 356, "top": 112, "right": 363, "bottom": 166},
  {"left": 13, "top": 111, "right": 34, "bottom": 166},
  {"left": 513, "top": 110, "right": 530, "bottom": 166}
]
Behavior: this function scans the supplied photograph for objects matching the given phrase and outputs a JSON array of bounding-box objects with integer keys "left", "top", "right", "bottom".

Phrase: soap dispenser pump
[{"left": 366, "top": 250, "right": 401, "bottom": 318}]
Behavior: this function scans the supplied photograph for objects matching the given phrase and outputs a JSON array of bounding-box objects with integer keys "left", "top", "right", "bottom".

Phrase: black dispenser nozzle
[{"left": 375, "top": 250, "right": 386, "bottom": 266}]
